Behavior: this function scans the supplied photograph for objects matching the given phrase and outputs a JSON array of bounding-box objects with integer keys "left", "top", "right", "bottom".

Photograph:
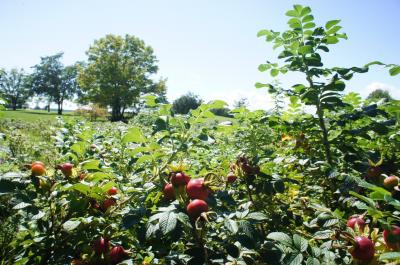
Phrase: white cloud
[{"left": 363, "top": 82, "right": 400, "bottom": 99}]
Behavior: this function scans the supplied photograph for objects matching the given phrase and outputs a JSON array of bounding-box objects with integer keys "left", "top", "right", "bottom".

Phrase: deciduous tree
[
  {"left": 78, "top": 34, "right": 162, "bottom": 121},
  {"left": 0, "top": 68, "right": 30, "bottom": 110},
  {"left": 30, "top": 53, "right": 79, "bottom": 115}
]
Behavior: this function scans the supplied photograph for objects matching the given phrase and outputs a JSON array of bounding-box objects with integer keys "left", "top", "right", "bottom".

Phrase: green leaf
[
  {"left": 303, "top": 22, "right": 316, "bottom": 29},
  {"left": 325, "top": 36, "right": 339, "bottom": 44},
  {"left": 326, "top": 25, "right": 342, "bottom": 35},
  {"left": 257, "top": 29, "right": 271, "bottom": 37},
  {"left": 247, "top": 212, "right": 268, "bottom": 221},
  {"left": 224, "top": 219, "right": 239, "bottom": 234},
  {"left": 70, "top": 183, "right": 91, "bottom": 195},
  {"left": 293, "top": 234, "right": 308, "bottom": 252},
  {"left": 306, "top": 257, "right": 320, "bottom": 265},
  {"left": 389, "top": 66, "right": 400, "bottom": 76},
  {"left": 70, "top": 142, "right": 88, "bottom": 156},
  {"left": 349, "top": 191, "right": 375, "bottom": 207},
  {"left": 286, "top": 10, "right": 299, "bottom": 17},
  {"left": 176, "top": 212, "right": 192, "bottom": 228},
  {"left": 143, "top": 94, "right": 157, "bottom": 107},
  {"left": 325, "top": 20, "right": 341, "bottom": 29},
  {"left": 13, "top": 202, "right": 31, "bottom": 210},
  {"left": 298, "top": 45, "right": 313, "bottom": 54},
  {"left": 378, "top": 252, "right": 400, "bottom": 261},
  {"left": 293, "top": 5, "right": 303, "bottom": 14},
  {"left": 63, "top": 220, "right": 81, "bottom": 231},
  {"left": 302, "top": 15, "right": 314, "bottom": 23},
  {"left": 255, "top": 82, "right": 272, "bottom": 89},
  {"left": 258, "top": 64, "right": 269, "bottom": 72},
  {"left": 122, "top": 127, "right": 146, "bottom": 143},
  {"left": 270, "top": 69, "right": 279, "bottom": 77},
  {"left": 300, "top": 7, "right": 311, "bottom": 17},
  {"left": 288, "top": 253, "right": 303, "bottom": 265},
  {"left": 364, "top": 61, "right": 385, "bottom": 67},
  {"left": 81, "top": 159, "right": 100, "bottom": 170},
  {"left": 237, "top": 220, "right": 253, "bottom": 237},
  {"left": 159, "top": 211, "right": 177, "bottom": 235},
  {"left": 267, "top": 232, "right": 292, "bottom": 246},
  {"left": 32, "top": 211, "right": 45, "bottom": 220}
]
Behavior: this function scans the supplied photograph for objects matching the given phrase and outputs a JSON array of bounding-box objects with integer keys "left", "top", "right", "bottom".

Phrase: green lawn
[{"left": 0, "top": 109, "right": 80, "bottom": 122}]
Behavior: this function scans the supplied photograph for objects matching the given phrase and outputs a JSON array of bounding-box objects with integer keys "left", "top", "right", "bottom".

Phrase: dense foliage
[
  {"left": 30, "top": 53, "right": 80, "bottom": 115},
  {"left": 172, "top": 92, "right": 203, "bottom": 115},
  {"left": 77, "top": 34, "right": 165, "bottom": 121},
  {"left": 1, "top": 5, "right": 400, "bottom": 265},
  {"left": 0, "top": 68, "right": 30, "bottom": 110}
]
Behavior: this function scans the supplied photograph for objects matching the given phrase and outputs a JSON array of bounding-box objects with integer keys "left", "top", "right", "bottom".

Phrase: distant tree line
[
  {"left": 2, "top": 33, "right": 393, "bottom": 121},
  {"left": 0, "top": 34, "right": 167, "bottom": 121}
]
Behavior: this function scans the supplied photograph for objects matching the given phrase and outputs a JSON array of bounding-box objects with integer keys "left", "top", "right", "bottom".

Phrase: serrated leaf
[
  {"left": 159, "top": 211, "right": 177, "bottom": 235},
  {"left": 63, "top": 220, "right": 81, "bottom": 231},
  {"left": 293, "top": 234, "right": 308, "bottom": 252},
  {"left": 13, "top": 202, "right": 31, "bottom": 210},
  {"left": 378, "top": 252, "right": 400, "bottom": 261},
  {"left": 81, "top": 159, "right": 100, "bottom": 170},
  {"left": 237, "top": 220, "right": 253, "bottom": 237},
  {"left": 257, "top": 29, "right": 271, "bottom": 37},
  {"left": 323, "top": 219, "right": 338, "bottom": 227},
  {"left": 306, "top": 257, "right": 320, "bottom": 265},
  {"left": 122, "top": 127, "right": 146, "bottom": 143},
  {"left": 32, "top": 211, "right": 45, "bottom": 220},
  {"left": 389, "top": 66, "right": 400, "bottom": 76},
  {"left": 267, "top": 232, "right": 293, "bottom": 246},
  {"left": 247, "top": 212, "right": 268, "bottom": 221},
  {"left": 176, "top": 212, "right": 192, "bottom": 228},
  {"left": 288, "top": 253, "right": 303, "bottom": 265},
  {"left": 70, "top": 183, "right": 91, "bottom": 195},
  {"left": 325, "top": 20, "right": 340, "bottom": 29},
  {"left": 225, "top": 219, "right": 239, "bottom": 234}
]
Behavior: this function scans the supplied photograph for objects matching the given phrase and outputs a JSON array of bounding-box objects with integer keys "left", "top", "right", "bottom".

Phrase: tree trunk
[
  {"left": 111, "top": 106, "right": 123, "bottom": 122},
  {"left": 57, "top": 100, "right": 63, "bottom": 115}
]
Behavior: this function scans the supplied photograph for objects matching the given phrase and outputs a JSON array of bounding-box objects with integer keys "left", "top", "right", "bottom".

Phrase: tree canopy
[
  {"left": 30, "top": 53, "right": 80, "bottom": 114},
  {"left": 366, "top": 88, "right": 394, "bottom": 102},
  {"left": 172, "top": 92, "right": 203, "bottom": 114},
  {"left": 0, "top": 68, "right": 30, "bottom": 110},
  {"left": 78, "top": 34, "right": 164, "bottom": 121}
]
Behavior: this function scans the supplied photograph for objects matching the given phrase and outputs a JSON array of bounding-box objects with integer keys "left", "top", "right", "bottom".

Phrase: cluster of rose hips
[
  {"left": 163, "top": 171, "right": 210, "bottom": 220},
  {"left": 90, "top": 187, "right": 118, "bottom": 212},
  {"left": 72, "top": 237, "right": 129, "bottom": 265},
  {"left": 346, "top": 215, "right": 400, "bottom": 262}
]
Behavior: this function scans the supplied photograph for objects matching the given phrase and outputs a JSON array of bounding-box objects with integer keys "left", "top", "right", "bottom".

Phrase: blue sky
[{"left": 1, "top": 0, "right": 399, "bottom": 109}]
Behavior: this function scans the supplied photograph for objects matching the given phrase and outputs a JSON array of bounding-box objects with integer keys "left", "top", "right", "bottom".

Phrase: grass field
[
  {"left": 0, "top": 109, "right": 80, "bottom": 122},
  {"left": 0, "top": 109, "right": 234, "bottom": 124}
]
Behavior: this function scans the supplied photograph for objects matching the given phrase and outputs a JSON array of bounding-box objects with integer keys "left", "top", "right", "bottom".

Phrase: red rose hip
[
  {"left": 108, "top": 186, "right": 118, "bottom": 195},
  {"left": 171, "top": 172, "right": 190, "bottom": 186},
  {"left": 110, "top": 246, "right": 129, "bottom": 264},
  {"left": 350, "top": 236, "right": 375, "bottom": 262},
  {"left": 227, "top": 172, "right": 237, "bottom": 183},
  {"left": 383, "top": 226, "right": 400, "bottom": 250},
  {"left": 187, "top": 199, "right": 208, "bottom": 219},
  {"left": 347, "top": 216, "right": 366, "bottom": 231},
  {"left": 93, "top": 237, "right": 109, "bottom": 255},
  {"left": 186, "top": 178, "right": 209, "bottom": 200},
  {"left": 163, "top": 183, "right": 175, "bottom": 200}
]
